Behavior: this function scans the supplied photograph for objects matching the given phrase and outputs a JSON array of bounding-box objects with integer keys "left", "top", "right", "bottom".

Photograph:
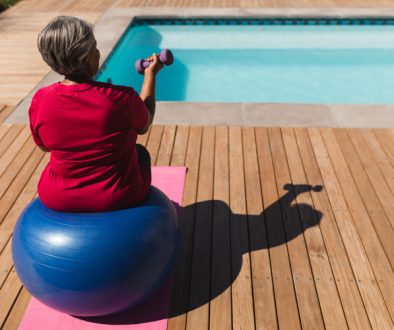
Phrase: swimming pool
[{"left": 97, "top": 18, "right": 394, "bottom": 105}]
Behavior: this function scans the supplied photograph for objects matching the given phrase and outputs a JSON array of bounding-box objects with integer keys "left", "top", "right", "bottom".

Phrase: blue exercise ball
[{"left": 12, "top": 186, "right": 179, "bottom": 317}]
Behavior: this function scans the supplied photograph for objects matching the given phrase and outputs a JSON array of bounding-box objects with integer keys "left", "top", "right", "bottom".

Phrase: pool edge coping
[{"left": 6, "top": 7, "right": 394, "bottom": 128}]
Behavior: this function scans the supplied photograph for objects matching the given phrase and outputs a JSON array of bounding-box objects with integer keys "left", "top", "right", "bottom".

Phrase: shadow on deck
[{"left": 79, "top": 183, "right": 323, "bottom": 325}]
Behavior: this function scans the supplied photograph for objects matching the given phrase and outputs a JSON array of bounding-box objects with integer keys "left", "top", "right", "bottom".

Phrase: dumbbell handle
[{"left": 135, "top": 49, "right": 174, "bottom": 74}]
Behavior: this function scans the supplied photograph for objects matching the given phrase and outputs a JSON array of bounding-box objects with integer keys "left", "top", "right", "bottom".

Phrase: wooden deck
[
  {"left": 0, "top": 109, "right": 393, "bottom": 328},
  {"left": 1, "top": 0, "right": 394, "bottom": 328}
]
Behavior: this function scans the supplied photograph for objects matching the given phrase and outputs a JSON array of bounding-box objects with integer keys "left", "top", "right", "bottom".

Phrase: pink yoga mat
[{"left": 18, "top": 167, "right": 187, "bottom": 330}]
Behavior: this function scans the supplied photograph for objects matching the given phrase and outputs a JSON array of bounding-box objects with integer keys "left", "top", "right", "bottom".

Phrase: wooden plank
[
  {"left": 255, "top": 127, "right": 300, "bottom": 329},
  {"left": 186, "top": 126, "right": 215, "bottom": 330},
  {"left": 0, "top": 269, "right": 22, "bottom": 328},
  {"left": 295, "top": 127, "right": 370, "bottom": 329},
  {"left": 171, "top": 125, "right": 189, "bottom": 167},
  {"left": 346, "top": 129, "right": 394, "bottom": 230},
  {"left": 3, "top": 0, "right": 394, "bottom": 13},
  {"left": 0, "top": 125, "right": 30, "bottom": 177},
  {"left": 310, "top": 128, "right": 392, "bottom": 329},
  {"left": 209, "top": 126, "right": 231, "bottom": 330},
  {"left": 373, "top": 129, "right": 394, "bottom": 167},
  {"left": 0, "top": 154, "right": 49, "bottom": 328},
  {"left": 2, "top": 287, "right": 31, "bottom": 330},
  {"left": 361, "top": 129, "right": 394, "bottom": 197},
  {"left": 242, "top": 127, "right": 276, "bottom": 329},
  {"left": 156, "top": 125, "right": 176, "bottom": 166},
  {"left": 331, "top": 129, "right": 394, "bottom": 319},
  {"left": 0, "top": 153, "right": 49, "bottom": 253},
  {"left": 228, "top": 126, "right": 255, "bottom": 330},
  {"left": 0, "top": 124, "right": 23, "bottom": 157},
  {"left": 0, "top": 136, "right": 37, "bottom": 200},
  {"left": 282, "top": 127, "right": 347, "bottom": 329},
  {"left": 333, "top": 129, "right": 394, "bottom": 267},
  {"left": 0, "top": 105, "right": 15, "bottom": 123},
  {"left": 168, "top": 126, "right": 202, "bottom": 330},
  {"left": 0, "top": 239, "right": 12, "bottom": 286},
  {"left": 269, "top": 127, "right": 324, "bottom": 329},
  {"left": 0, "top": 124, "right": 12, "bottom": 142},
  {"left": 0, "top": 143, "right": 44, "bottom": 224},
  {"left": 146, "top": 125, "right": 164, "bottom": 165},
  {"left": 0, "top": 148, "right": 45, "bottom": 290}
]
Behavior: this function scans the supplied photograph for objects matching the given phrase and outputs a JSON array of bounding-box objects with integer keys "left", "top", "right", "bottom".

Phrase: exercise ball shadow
[
  {"left": 85, "top": 183, "right": 323, "bottom": 325},
  {"left": 11, "top": 186, "right": 179, "bottom": 317}
]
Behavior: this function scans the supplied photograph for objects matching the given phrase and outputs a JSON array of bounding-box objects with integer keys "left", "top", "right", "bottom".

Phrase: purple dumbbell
[{"left": 135, "top": 49, "right": 174, "bottom": 74}]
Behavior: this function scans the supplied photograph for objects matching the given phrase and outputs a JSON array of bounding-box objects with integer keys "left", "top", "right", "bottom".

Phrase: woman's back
[
  {"left": 30, "top": 16, "right": 162, "bottom": 212},
  {"left": 30, "top": 81, "right": 151, "bottom": 212}
]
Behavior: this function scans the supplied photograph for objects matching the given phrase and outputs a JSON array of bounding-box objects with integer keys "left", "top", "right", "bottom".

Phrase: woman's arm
[
  {"left": 137, "top": 54, "right": 163, "bottom": 135},
  {"left": 38, "top": 145, "right": 50, "bottom": 152}
]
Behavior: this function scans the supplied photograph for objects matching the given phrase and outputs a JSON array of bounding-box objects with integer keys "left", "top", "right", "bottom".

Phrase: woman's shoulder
[
  {"left": 32, "top": 81, "right": 138, "bottom": 106},
  {"left": 33, "top": 83, "right": 57, "bottom": 100},
  {"left": 89, "top": 81, "right": 137, "bottom": 106}
]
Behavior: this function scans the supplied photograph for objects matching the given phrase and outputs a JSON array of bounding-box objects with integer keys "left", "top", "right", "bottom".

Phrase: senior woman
[{"left": 29, "top": 16, "right": 163, "bottom": 212}]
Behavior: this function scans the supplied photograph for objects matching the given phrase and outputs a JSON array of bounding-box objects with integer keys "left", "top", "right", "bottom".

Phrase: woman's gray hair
[{"left": 38, "top": 16, "right": 96, "bottom": 77}]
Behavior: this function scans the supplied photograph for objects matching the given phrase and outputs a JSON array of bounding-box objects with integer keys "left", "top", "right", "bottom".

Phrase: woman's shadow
[{"left": 84, "top": 183, "right": 323, "bottom": 324}]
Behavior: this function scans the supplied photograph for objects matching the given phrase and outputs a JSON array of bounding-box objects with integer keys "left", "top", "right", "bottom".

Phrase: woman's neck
[
  {"left": 62, "top": 75, "right": 92, "bottom": 85},
  {"left": 61, "top": 79, "right": 79, "bottom": 85}
]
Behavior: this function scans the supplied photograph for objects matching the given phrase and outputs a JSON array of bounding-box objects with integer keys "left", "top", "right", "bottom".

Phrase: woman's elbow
[
  {"left": 38, "top": 145, "right": 50, "bottom": 152},
  {"left": 136, "top": 124, "right": 150, "bottom": 135},
  {"left": 136, "top": 112, "right": 152, "bottom": 135}
]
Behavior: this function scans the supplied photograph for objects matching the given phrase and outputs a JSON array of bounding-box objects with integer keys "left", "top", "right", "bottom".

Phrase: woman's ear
[
  {"left": 85, "top": 47, "right": 100, "bottom": 77},
  {"left": 82, "top": 47, "right": 100, "bottom": 77}
]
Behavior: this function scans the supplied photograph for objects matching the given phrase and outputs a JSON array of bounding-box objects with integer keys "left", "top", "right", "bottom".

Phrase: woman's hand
[
  {"left": 144, "top": 53, "right": 164, "bottom": 76},
  {"left": 139, "top": 53, "right": 162, "bottom": 134}
]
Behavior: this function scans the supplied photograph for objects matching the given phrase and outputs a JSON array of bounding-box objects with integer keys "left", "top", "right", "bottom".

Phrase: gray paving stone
[
  {"left": 331, "top": 105, "right": 394, "bottom": 128},
  {"left": 155, "top": 102, "right": 243, "bottom": 126},
  {"left": 243, "top": 103, "right": 338, "bottom": 127}
]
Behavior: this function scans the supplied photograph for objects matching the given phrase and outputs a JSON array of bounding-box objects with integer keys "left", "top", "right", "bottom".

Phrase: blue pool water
[{"left": 96, "top": 18, "right": 394, "bottom": 104}]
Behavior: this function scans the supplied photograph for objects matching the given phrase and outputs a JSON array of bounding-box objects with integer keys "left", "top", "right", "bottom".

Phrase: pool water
[{"left": 96, "top": 18, "right": 394, "bottom": 104}]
